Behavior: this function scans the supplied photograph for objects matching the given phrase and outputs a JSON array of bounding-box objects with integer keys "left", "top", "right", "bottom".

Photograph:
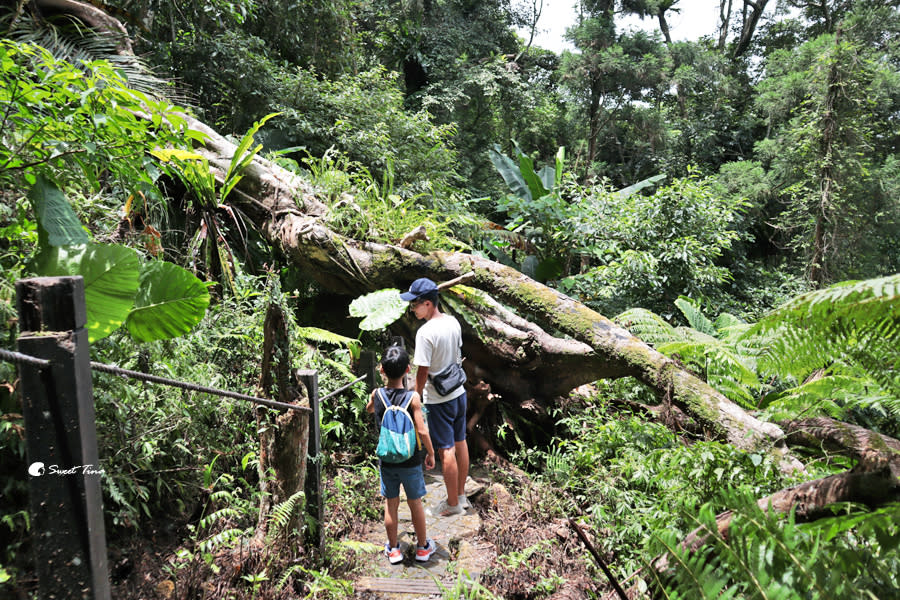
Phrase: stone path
[{"left": 353, "top": 467, "right": 494, "bottom": 598}]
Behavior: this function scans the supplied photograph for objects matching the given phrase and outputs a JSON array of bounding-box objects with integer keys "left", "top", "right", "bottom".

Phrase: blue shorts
[
  {"left": 380, "top": 465, "right": 427, "bottom": 500},
  {"left": 426, "top": 392, "right": 467, "bottom": 450}
]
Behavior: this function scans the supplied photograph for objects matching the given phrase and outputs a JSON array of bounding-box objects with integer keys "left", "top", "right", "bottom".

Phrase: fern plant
[
  {"left": 652, "top": 493, "right": 900, "bottom": 599},
  {"left": 745, "top": 274, "right": 900, "bottom": 424},
  {"left": 266, "top": 490, "right": 304, "bottom": 542},
  {"left": 616, "top": 297, "right": 762, "bottom": 408},
  {"left": 616, "top": 275, "right": 900, "bottom": 426}
]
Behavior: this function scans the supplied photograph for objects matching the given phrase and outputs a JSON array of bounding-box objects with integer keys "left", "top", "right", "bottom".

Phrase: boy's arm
[
  {"left": 410, "top": 394, "right": 435, "bottom": 470},
  {"left": 365, "top": 389, "right": 375, "bottom": 414}
]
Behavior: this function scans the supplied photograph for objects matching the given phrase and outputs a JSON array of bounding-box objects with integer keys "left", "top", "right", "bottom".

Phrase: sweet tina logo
[{"left": 27, "top": 462, "right": 104, "bottom": 476}]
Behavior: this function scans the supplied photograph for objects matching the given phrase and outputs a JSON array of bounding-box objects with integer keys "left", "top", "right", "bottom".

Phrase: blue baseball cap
[{"left": 400, "top": 278, "right": 438, "bottom": 301}]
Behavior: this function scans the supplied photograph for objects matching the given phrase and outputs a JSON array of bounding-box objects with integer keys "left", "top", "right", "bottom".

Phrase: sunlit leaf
[
  {"left": 35, "top": 243, "right": 140, "bottom": 342},
  {"left": 126, "top": 261, "right": 210, "bottom": 342},
  {"left": 349, "top": 288, "right": 407, "bottom": 331}
]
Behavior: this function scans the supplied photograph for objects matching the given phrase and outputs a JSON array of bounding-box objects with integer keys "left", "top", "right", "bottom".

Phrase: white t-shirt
[{"left": 413, "top": 313, "right": 465, "bottom": 404}]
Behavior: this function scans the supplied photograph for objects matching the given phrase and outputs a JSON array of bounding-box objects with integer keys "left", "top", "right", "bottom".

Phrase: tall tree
[
  {"left": 753, "top": 5, "right": 900, "bottom": 284},
  {"left": 560, "top": 1, "right": 670, "bottom": 182}
]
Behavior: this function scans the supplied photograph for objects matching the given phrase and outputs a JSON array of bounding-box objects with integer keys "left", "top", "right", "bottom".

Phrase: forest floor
[
  {"left": 349, "top": 461, "right": 599, "bottom": 599},
  {"left": 351, "top": 468, "right": 492, "bottom": 598},
  {"left": 105, "top": 459, "right": 600, "bottom": 599}
]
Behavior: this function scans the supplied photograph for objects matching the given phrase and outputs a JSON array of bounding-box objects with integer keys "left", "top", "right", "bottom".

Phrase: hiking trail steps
[{"left": 353, "top": 467, "right": 494, "bottom": 598}]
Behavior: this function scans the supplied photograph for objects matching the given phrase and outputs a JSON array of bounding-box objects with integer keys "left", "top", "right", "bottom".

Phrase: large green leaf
[
  {"left": 126, "top": 261, "right": 211, "bottom": 342},
  {"left": 349, "top": 288, "right": 408, "bottom": 331},
  {"left": 36, "top": 243, "right": 141, "bottom": 342},
  {"left": 518, "top": 152, "right": 549, "bottom": 202},
  {"left": 488, "top": 144, "right": 531, "bottom": 201},
  {"left": 615, "top": 173, "right": 667, "bottom": 198},
  {"left": 28, "top": 175, "right": 90, "bottom": 246}
]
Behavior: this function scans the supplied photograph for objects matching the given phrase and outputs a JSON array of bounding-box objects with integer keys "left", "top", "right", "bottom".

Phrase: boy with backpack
[{"left": 366, "top": 344, "right": 438, "bottom": 564}]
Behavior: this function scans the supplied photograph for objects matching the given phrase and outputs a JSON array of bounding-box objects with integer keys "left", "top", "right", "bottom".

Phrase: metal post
[
  {"left": 296, "top": 369, "right": 324, "bottom": 557},
  {"left": 16, "top": 276, "right": 110, "bottom": 600}
]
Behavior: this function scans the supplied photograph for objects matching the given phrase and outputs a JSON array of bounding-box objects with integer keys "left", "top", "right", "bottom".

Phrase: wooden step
[{"left": 355, "top": 576, "right": 442, "bottom": 595}]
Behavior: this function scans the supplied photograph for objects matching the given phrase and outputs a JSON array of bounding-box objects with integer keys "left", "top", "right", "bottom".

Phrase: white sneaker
[
  {"left": 384, "top": 543, "right": 404, "bottom": 564},
  {"left": 427, "top": 499, "right": 463, "bottom": 516},
  {"left": 458, "top": 495, "right": 471, "bottom": 510},
  {"left": 415, "top": 538, "right": 437, "bottom": 562}
]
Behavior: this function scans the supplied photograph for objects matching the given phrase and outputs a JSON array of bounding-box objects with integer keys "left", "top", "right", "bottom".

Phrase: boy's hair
[{"left": 380, "top": 345, "right": 409, "bottom": 379}]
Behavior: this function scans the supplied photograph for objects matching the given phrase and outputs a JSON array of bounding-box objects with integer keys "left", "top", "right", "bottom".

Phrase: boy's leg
[
  {"left": 407, "top": 497, "right": 427, "bottom": 547},
  {"left": 384, "top": 496, "right": 401, "bottom": 548}
]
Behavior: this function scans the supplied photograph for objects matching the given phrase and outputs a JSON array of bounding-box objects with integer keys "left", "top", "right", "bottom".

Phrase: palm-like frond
[
  {"left": 615, "top": 308, "right": 679, "bottom": 346},
  {"left": 675, "top": 297, "right": 717, "bottom": 336},
  {"left": 295, "top": 326, "right": 359, "bottom": 351},
  {"left": 1, "top": 9, "right": 174, "bottom": 99}
]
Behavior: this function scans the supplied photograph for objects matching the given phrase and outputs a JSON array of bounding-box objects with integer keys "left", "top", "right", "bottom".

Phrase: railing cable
[{"left": 0, "top": 348, "right": 310, "bottom": 413}]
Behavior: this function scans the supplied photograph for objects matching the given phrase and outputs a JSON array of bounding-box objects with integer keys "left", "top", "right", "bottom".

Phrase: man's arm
[{"left": 415, "top": 364, "right": 428, "bottom": 399}]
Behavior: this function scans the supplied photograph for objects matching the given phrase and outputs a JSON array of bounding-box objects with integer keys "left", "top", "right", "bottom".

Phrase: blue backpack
[{"left": 375, "top": 389, "right": 419, "bottom": 463}]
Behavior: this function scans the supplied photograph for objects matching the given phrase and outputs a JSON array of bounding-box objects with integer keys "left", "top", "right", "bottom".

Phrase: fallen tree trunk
[
  {"left": 183, "top": 116, "right": 799, "bottom": 470},
  {"left": 780, "top": 416, "right": 900, "bottom": 469},
  {"left": 638, "top": 467, "right": 900, "bottom": 588}
]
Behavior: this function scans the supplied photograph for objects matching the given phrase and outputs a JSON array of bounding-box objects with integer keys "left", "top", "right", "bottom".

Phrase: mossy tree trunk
[{"left": 186, "top": 116, "right": 800, "bottom": 472}]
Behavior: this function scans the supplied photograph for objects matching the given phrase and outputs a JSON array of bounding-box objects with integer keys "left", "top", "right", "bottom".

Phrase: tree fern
[
  {"left": 674, "top": 297, "right": 717, "bottom": 337},
  {"left": 655, "top": 493, "right": 900, "bottom": 599},
  {"left": 616, "top": 302, "right": 761, "bottom": 408},
  {"left": 745, "top": 274, "right": 900, "bottom": 422}
]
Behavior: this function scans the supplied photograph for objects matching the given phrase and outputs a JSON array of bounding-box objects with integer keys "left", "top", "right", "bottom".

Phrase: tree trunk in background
[{"left": 185, "top": 116, "right": 801, "bottom": 473}]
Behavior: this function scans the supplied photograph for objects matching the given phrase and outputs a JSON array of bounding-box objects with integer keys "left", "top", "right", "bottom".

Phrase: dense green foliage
[{"left": 2, "top": 0, "right": 899, "bottom": 598}]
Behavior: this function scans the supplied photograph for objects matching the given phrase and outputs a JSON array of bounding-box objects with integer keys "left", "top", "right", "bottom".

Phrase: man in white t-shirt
[{"left": 400, "top": 278, "right": 470, "bottom": 516}]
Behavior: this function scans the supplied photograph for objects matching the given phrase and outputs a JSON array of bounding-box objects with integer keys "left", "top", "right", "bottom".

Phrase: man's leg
[
  {"left": 439, "top": 446, "right": 459, "bottom": 504},
  {"left": 454, "top": 439, "right": 469, "bottom": 501},
  {"left": 453, "top": 393, "right": 469, "bottom": 503}
]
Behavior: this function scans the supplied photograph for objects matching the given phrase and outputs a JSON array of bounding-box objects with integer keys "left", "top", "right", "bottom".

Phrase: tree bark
[
  {"left": 780, "top": 416, "right": 900, "bottom": 470},
  {"left": 181, "top": 115, "right": 801, "bottom": 472},
  {"left": 733, "top": 0, "right": 769, "bottom": 58},
  {"left": 253, "top": 304, "right": 309, "bottom": 546}
]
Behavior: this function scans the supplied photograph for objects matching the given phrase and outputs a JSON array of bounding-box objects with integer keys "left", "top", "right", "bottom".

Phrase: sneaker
[
  {"left": 384, "top": 543, "right": 404, "bottom": 564},
  {"left": 415, "top": 538, "right": 437, "bottom": 562},
  {"left": 427, "top": 499, "right": 464, "bottom": 517},
  {"left": 458, "top": 495, "right": 471, "bottom": 510}
]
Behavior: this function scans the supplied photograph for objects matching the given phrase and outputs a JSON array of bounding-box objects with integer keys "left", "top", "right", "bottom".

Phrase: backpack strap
[
  {"left": 376, "top": 388, "right": 391, "bottom": 415},
  {"left": 398, "top": 390, "right": 413, "bottom": 410}
]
